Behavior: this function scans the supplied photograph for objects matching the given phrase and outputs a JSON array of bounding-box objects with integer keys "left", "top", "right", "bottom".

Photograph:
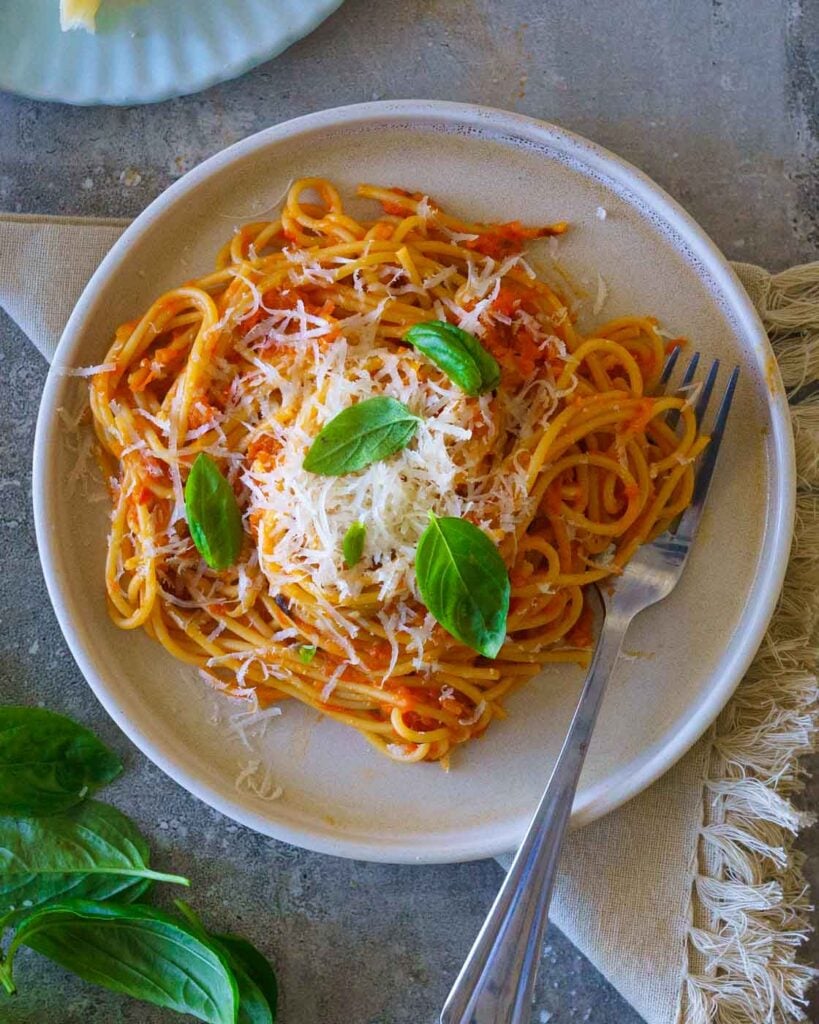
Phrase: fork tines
[{"left": 658, "top": 349, "right": 740, "bottom": 543}]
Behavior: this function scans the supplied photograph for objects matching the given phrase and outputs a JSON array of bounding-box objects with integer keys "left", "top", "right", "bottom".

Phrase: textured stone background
[{"left": 0, "top": 1, "right": 816, "bottom": 1022}]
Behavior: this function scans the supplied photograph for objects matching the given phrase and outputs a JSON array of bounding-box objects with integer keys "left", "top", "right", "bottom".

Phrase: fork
[{"left": 441, "top": 353, "right": 739, "bottom": 1024}]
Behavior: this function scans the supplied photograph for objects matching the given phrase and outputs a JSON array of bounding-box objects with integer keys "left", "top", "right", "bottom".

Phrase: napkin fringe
[{"left": 682, "top": 265, "right": 819, "bottom": 1023}]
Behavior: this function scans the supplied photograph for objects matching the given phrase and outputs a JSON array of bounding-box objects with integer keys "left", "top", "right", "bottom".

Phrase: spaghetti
[{"left": 89, "top": 178, "right": 707, "bottom": 765}]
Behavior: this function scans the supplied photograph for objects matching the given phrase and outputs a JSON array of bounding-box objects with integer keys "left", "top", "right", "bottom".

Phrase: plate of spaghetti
[{"left": 34, "top": 102, "right": 793, "bottom": 861}]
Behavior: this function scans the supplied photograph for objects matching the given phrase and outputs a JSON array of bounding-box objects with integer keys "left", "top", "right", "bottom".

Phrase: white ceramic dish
[
  {"left": 34, "top": 101, "right": 794, "bottom": 863},
  {"left": 0, "top": 0, "right": 343, "bottom": 106}
]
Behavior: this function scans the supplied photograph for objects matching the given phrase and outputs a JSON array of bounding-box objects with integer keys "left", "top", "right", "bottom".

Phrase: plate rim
[
  {"left": 32, "top": 100, "right": 795, "bottom": 862},
  {"left": 0, "top": 0, "right": 345, "bottom": 106}
]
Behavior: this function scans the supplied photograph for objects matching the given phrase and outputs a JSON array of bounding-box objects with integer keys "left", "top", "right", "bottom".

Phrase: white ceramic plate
[
  {"left": 34, "top": 102, "right": 794, "bottom": 863},
  {"left": 0, "top": 0, "right": 343, "bottom": 105}
]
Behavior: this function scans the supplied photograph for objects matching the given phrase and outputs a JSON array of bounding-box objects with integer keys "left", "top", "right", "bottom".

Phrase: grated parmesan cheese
[
  {"left": 678, "top": 380, "right": 704, "bottom": 409},
  {"left": 320, "top": 661, "right": 348, "bottom": 703},
  {"left": 244, "top": 321, "right": 538, "bottom": 614},
  {"left": 58, "top": 403, "right": 107, "bottom": 497},
  {"left": 415, "top": 195, "right": 435, "bottom": 222},
  {"left": 458, "top": 700, "right": 486, "bottom": 726},
  {"left": 62, "top": 361, "right": 117, "bottom": 377},
  {"left": 227, "top": 700, "right": 284, "bottom": 750},
  {"left": 441, "top": 226, "right": 479, "bottom": 244},
  {"left": 229, "top": 255, "right": 563, "bottom": 658},
  {"left": 593, "top": 543, "right": 617, "bottom": 567},
  {"left": 234, "top": 759, "right": 283, "bottom": 801},
  {"left": 592, "top": 272, "right": 609, "bottom": 316}
]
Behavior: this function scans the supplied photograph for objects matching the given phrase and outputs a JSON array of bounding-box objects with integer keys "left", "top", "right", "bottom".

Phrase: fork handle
[{"left": 441, "top": 605, "right": 633, "bottom": 1024}]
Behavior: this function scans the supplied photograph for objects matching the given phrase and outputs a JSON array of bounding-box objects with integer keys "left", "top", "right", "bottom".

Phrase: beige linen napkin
[
  {"left": 1, "top": 214, "right": 816, "bottom": 1024},
  {"left": 0, "top": 213, "right": 129, "bottom": 359}
]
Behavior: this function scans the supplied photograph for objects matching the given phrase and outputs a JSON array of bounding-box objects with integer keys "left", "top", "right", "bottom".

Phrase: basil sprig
[
  {"left": 0, "top": 707, "right": 122, "bottom": 817},
  {"left": 185, "top": 453, "right": 244, "bottom": 571},
  {"left": 404, "top": 320, "right": 500, "bottom": 396},
  {"left": 342, "top": 522, "right": 367, "bottom": 567},
  {"left": 303, "top": 396, "right": 419, "bottom": 476},
  {"left": 415, "top": 514, "right": 510, "bottom": 659},
  {"left": 0, "top": 800, "right": 188, "bottom": 927},
  {"left": 0, "top": 705, "right": 279, "bottom": 1023},
  {"left": 1, "top": 900, "right": 239, "bottom": 1021}
]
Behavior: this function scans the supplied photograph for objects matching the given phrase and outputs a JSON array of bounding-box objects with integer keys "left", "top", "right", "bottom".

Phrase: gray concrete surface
[{"left": 0, "top": 1, "right": 816, "bottom": 1022}]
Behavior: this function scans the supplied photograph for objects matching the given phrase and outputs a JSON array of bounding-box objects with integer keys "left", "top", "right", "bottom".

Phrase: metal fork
[{"left": 441, "top": 354, "right": 739, "bottom": 1024}]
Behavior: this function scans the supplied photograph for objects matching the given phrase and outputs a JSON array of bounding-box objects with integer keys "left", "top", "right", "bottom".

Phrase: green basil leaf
[
  {"left": 404, "top": 320, "right": 500, "bottom": 396},
  {"left": 0, "top": 800, "right": 189, "bottom": 927},
  {"left": 173, "top": 903, "right": 277, "bottom": 1024},
  {"left": 212, "top": 934, "right": 278, "bottom": 1024},
  {"left": 4, "top": 900, "right": 239, "bottom": 1022},
  {"left": 303, "top": 397, "right": 419, "bottom": 476},
  {"left": 0, "top": 707, "right": 122, "bottom": 817},
  {"left": 297, "top": 645, "right": 317, "bottom": 665},
  {"left": 342, "top": 522, "right": 366, "bottom": 567},
  {"left": 185, "top": 453, "right": 244, "bottom": 571},
  {"left": 415, "top": 514, "right": 510, "bottom": 658}
]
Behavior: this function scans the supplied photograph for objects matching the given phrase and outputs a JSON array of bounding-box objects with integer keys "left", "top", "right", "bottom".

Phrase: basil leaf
[
  {"left": 212, "top": 934, "right": 278, "bottom": 1024},
  {"left": 415, "top": 514, "right": 510, "bottom": 658},
  {"left": 185, "top": 453, "right": 244, "bottom": 571},
  {"left": 303, "top": 397, "right": 419, "bottom": 476},
  {"left": 404, "top": 320, "right": 500, "bottom": 396},
  {"left": 4, "top": 900, "right": 239, "bottom": 1022},
  {"left": 0, "top": 800, "right": 189, "bottom": 927},
  {"left": 173, "top": 903, "right": 277, "bottom": 1024},
  {"left": 0, "top": 707, "right": 122, "bottom": 817},
  {"left": 342, "top": 522, "right": 366, "bottom": 567},
  {"left": 297, "top": 645, "right": 317, "bottom": 665}
]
